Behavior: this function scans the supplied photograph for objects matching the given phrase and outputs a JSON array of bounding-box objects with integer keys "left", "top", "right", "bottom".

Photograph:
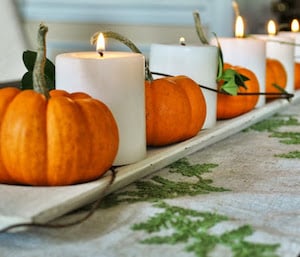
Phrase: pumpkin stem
[
  {"left": 193, "top": 11, "right": 209, "bottom": 45},
  {"left": 90, "top": 31, "right": 153, "bottom": 81},
  {"left": 33, "top": 23, "right": 50, "bottom": 98}
]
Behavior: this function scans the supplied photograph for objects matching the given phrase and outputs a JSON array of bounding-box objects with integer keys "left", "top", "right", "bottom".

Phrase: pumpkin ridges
[
  {"left": 217, "top": 64, "right": 260, "bottom": 119},
  {"left": 265, "top": 58, "right": 287, "bottom": 99},
  {"left": 0, "top": 88, "right": 22, "bottom": 183},
  {"left": 49, "top": 89, "right": 69, "bottom": 98},
  {"left": 74, "top": 98, "right": 119, "bottom": 182},
  {"left": 49, "top": 89, "right": 92, "bottom": 100},
  {"left": 0, "top": 89, "right": 119, "bottom": 186},
  {"left": 46, "top": 94, "right": 118, "bottom": 186},
  {"left": 146, "top": 78, "right": 191, "bottom": 146},
  {"left": 167, "top": 76, "right": 206, "bottom": 137},
  {"left": 1, "top": 90, "right": 48, "bottom": 185},
  {"left": 294, "top": 62, "right": 300, "bottom": 90},
  {"left": 145, "top": 81, "right": 155, "bottom": 144},
  {"left": 46, "top": 96, "right": 92, "bottom": 186}
]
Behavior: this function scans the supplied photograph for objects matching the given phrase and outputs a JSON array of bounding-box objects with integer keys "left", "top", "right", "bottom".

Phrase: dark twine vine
[
  {"left": 0, "top": 167, "right": 116, "bottom": 233},
  {"left": 151, "top": 71, "right": 294, "bottom": 101}
]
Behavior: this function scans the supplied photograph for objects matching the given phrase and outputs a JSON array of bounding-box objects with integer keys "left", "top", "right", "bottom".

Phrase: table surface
[{"left": 0, "top": 99, "right": 300, "bottom": 257}]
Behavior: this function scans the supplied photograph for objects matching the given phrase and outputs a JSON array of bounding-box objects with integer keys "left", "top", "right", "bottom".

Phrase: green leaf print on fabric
[
  {"left": 270, "top": 131, "right": 300, "bottom": 144},
  {"left": 101, "top": 158, "right": 228, "bottom": 208},
  {"left": 245, "top": 114, "right": 300, "bottom": 133},
  {"left": 132, "top": 202, "right": 280, "bottom": 257},
  {"left": 245, "top": 114, "right": 300, "bottom": 158},
  {"left": 275, "top": 150, "right": 300, "bottom": 159}
]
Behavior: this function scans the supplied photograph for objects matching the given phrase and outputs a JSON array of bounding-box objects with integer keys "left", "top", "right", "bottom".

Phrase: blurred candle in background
[
  {"left": 211, "top": 15, "right": 266, "bottom": 107},
  {"left": 253, "top": 20, "right": 295, "bottom": 94},
  {"left": 279, "top": 19, "right": 300, "bottom": 62},
  {"left": 149, "top": 41, "right": 218, "bottom": 129}
]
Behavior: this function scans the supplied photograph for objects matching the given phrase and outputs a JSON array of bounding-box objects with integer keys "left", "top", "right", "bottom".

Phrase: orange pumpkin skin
[
  {"left": 146, "top": 75, "right": 206, "bottom": 146},
  {"left": 294, "top": 62, "right": 300, "bottom": 90},
  {"left": 265, "top": 58, "right": 287, "bottom": 99},
  {"left": 217, "top": 64, "right": 260, "bottom": 120},
  {"left": 0, "top": 88, "right": 119, "bottom": 186}
]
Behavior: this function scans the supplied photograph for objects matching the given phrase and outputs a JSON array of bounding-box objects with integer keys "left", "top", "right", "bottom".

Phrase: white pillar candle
[
  {"left": 278, "top": 32, "right": 300, "bottom": 62},
  {"left": 55, "top": 51, "right": 146, "bottom": 166},
  {"left": 211, "top": 37, "right": 266, "bottom": 108},
  {"left": 253, "top": 34, "right": 295, "bottom": 94},
  {"left": 278, "top": 19, "right": 300, "bottom": 62},
  {"left": 149, "top": 44, "right": 218, "bottom": 129}
]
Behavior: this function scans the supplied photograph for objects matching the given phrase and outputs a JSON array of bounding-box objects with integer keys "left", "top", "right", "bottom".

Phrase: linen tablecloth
[{"left": 0, "top": 101, "right": 299, "bottom": 257}]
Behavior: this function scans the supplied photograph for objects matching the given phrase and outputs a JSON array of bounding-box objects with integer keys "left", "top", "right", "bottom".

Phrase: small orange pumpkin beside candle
[
  {"left": 0, "top": 88, "right": 119, "bottom": 186},
  {"left": 265, "top": 58, "right": 287, "bottom": 99},
  {"left": 146, "top": 75, "right": 206, "bottom": 146},
  {"left": 294, "top": 62, "right": 300, "bottom": 90},
  {"left": 217, "top": 63, "right": 260, "bottom": 120},
  {"left": 0, "top": 24, "right": 119, "bottom": 186}
]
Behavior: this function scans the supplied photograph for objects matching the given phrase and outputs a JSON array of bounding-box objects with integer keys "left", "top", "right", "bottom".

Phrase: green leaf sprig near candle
[
  {"left": 21, "top": 26, "right": 56, "bottom": 93},
  {"left": 193, "top": 11, "right": 249, "bottom": 96}
]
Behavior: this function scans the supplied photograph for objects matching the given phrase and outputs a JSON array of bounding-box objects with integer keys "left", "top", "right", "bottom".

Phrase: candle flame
[
  {"left": 179, "top": 37, "right": 186, "bottom": 46},
  {"left": 267, "top": 20, "right": 277, "bottom": 35},
  {"left": 291, "top": 19, "right": 299, "bottom": 32},
  {"left": 96, "top": 33, "right": 105, "bottom": 53},
  {"left": 235, "top": 15, "right": 244, "bottom": 38}
]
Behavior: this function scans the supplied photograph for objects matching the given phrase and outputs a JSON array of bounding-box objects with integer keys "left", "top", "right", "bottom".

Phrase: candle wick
[{"left": 98, "top": 51, "right": 104, "bottom": 57}]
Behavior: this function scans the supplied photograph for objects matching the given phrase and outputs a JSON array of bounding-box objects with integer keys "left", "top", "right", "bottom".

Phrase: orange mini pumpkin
[
  {"left": 0, "top": 24, "right": 119, "bottom": 186},
  {"left": 294, "top": 62, "right": 300, "bottom": 90},
  {"left": 0, "top": 88, "right": 119, "bottom": 186},
  {"left": 146, "top": 75, "right": 206, "bottom": 146},
  {"left": 217, "top": 64, "right": 260, "bottom": 120},
  {"left": 265, "top": 58, "right": 287, "bottom": 99}
]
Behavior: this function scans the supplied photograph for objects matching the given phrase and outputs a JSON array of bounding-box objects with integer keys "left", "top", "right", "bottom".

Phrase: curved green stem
[
  {"left": 90, "top": 31, "right": 153, "bottom": 81},
  {"left": 90, "top": 31, "right": 141, "bottom": 54},
  {"left": 193, "top": 11, "right": 209, "bottom": 45},
  {"left": 33, "top": 23, "right": 50, "bottom": 98}
]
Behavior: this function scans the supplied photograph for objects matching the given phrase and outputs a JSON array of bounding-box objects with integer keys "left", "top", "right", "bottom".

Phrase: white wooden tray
[{"left": 1, "top": 91, "right": 299, "bottom": 231}]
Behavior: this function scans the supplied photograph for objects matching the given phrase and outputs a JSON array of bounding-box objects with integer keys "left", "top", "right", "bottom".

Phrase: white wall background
[
  {"left": 0, "top": 0, "right": 27, "bottom": 82},
  {"left": 13, "top": 0, "right": 275, "bottom": 61},
  {"left": 15, "top": 0, "right": 235, "bottom": 60}
]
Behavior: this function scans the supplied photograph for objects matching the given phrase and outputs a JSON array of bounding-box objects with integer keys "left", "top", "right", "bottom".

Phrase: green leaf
[
  {"left": 221, "top": 79, "right": 239, "bottom": 95},
  {"left": 218, "top": 68, "right": 249, "bottom": 95},
  {"left": 217, "top": 55, "right": 224, "bottom": 81},
  {"left": 21, "top": 72, "right": 33, "bottom": 90},
  {"left": 21, "top": 50, "right": 55, "bottom": 90},
  {"left": 21, "top": 71, "right": 55, "bottom": 90},
  {"left": 211, "top": 32, "right": 224, "bottom": 81},
  {"left": 272, "top": 83, "right": 287, "bottom": 94},
  {"left": 234, "top": 72, "right": 248, "bottom": 89},
  {"left": 22, "top": 51, "right": 36, "bottom": 72},
  {"left": 222, "top": 69, "right": 237, "bottom": 80},
  {"left": 271, "top": 83, "right": 293, "bottom": 102}
]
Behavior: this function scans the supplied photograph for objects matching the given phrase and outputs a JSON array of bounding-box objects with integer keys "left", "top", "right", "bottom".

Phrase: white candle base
[
  {"left": 55, "top": 52, "right": 146, "bottom": 166},
  {"left": 149, "top": 44, "right": 219, "bottom": 129},
  {"left": 211, "top": 37, "right": 266, "bottom": 108}
]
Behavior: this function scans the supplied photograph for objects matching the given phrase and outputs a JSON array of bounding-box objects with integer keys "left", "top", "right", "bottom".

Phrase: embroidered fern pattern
[
  {"left": 132, "top": 202, "right": 280, "bottom": 257},
  {"left": 101, "top": 158, "right": 228, "bottom": 208},
  {"left": 246, "top": 114, "right": 300, "bottom": 158}
]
